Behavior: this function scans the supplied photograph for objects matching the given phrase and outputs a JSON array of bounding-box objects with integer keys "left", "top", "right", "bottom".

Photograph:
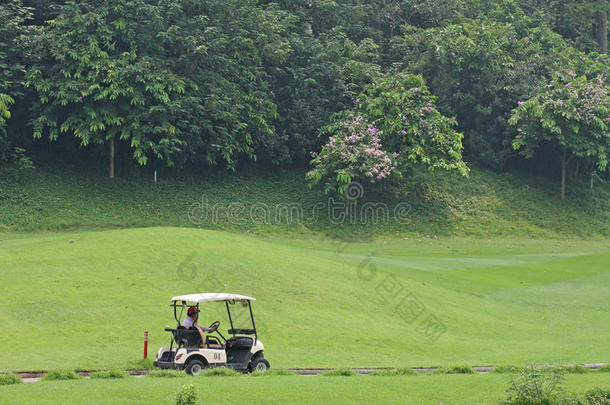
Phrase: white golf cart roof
[{"left": 171, "top": 293, "right": 256, "bottom": 303}]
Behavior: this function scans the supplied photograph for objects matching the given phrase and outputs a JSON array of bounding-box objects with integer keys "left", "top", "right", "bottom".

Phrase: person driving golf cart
[{"left": 183, "top": 306, "right": 218, "bottom": 347}]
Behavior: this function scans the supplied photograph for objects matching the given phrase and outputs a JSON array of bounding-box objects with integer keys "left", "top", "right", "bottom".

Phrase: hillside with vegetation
[
  {"left": 1, "top": 162, "right": 609, "bottom": 238},
  {"left": 0, "top": 0, "right": 608, "bottom": 209}
]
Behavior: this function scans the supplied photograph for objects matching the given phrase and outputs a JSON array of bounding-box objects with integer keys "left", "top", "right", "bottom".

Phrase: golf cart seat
[
  {"left": 173, "top": 326, "right": 202, "bottom": 347},
  {"left": 172, "top": 327, "right": 224, "bottom": 349}
]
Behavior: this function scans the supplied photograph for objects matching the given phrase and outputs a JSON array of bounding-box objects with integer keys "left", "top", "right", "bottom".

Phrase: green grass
[
  {"left": 90, "top": 370, "right": 130, "bottom": 379},
  {"left": 0, "top": 374, "right": 608, "bottom": 405},
  {"left": 433, "top": 365, "right": 476, "bottom": 374},
  {"left": 126, "top": 358, "right": 154, "bottom": 370},
  {"left": 0, "top": 374, "right": 21, "bottom": 385},
  {"left": 369, "top": 367, "right": 419, "bottom": 376},
  {"left": 146, "top": 370, "right": 187, "bottom": 378},
  {"left": 0, "top": 227, "right": 608, "bottom": 372},
  {"left": 320, "top": 368, "right": 359, "bottom": 376},
  {"left": 250, "top": 369, "right": 296, "bottom": 377},
  {"left": 0, "top": 163, "right": 608, "bottom": 238},
  {"left": 41, "top": 370, "right": 80, "bottom": 381},
  {"left": 200, "top": 368, "right": 242, "bottom": 377}
]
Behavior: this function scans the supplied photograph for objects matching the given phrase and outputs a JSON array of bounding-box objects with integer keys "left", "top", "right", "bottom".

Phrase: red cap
[{"left": 187, "top": 306, "right": 199, "bottom": 315}]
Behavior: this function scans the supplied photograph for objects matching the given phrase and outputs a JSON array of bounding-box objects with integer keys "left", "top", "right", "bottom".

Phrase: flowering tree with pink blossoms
[
  {"left": 306, "top": 112, "right": 399, "bottom": 198},
  {"left": 307, "top": 73, "right": 468, "bottom": 200}
]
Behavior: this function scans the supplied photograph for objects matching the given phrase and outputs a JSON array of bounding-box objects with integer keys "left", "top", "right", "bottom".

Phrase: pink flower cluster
[{"left": 314, "top": 114, "right": 398, "bottom": 185}]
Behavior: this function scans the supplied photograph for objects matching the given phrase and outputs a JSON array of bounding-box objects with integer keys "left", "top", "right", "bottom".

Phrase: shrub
[
  {"left": 175, "top": 383, "right": 197, "bottom": 405},
  {"left": 494, "top": 366, "right": 519, "bottom": 374},
  {"left": 147, "top": 369, "right": 187, "bottom": 378},
  {"left": 433, "top": 365, "right": 476, "bottom": 374},
  {"left": 42, "top": 370, "right": 81, "bottom": 381},
  {"left": 90, "top": 369, "right": 130, "bottom": 379},
  {"left": 561, "top": 366, "right": 590, "bottom": 374},
  {"left": 502, "top": 367, "right": 565, "bottom": 405},
  {"left": 0, "top": 373, "right": 22, "bottom": 385},
  {"left": 597, "top": 365, "right": 610, "bottom": 372},
  {"left": 584, "top": 388, "right": 610, "bottom": 405},
  {"left": 201, "top": 367, "right": 241, "bottom": 377},
  {"left": 370, "top": 368, "right": 418, "bottom": 376},
  {"left": 320, "top": 368, "right": 358, "bottom": 376}
]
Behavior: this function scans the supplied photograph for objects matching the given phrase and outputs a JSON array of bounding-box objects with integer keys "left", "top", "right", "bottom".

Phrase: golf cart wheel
[
  {"left": 250, "top": 357, "right": 270, "bottom": 373},
  {"left": 186, "top": 359, "right": 205, "bottom": 376}
]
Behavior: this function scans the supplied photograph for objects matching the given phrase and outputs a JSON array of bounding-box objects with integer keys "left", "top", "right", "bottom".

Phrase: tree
[
  {"left": 306, "top": 111, "right": 399, "bottom": 198},
  {"left": 0, "top": 0, "right": 31, "bottom": 162},
  {"left": 26, "top": 0, "right": 191, "bottom": 178},
  {"left": 357, "top": 73, "right": 469, "bottom": 176},
  {"left": 392, "top": 1, "right": 583, "bottom": 170},
  {"left": 271, "top": 30, "right": 381, "bottom": 164},
  {"left": 596, "top": 0, "right": 608, "bottom": 53},
  {"left": 168, "top": 0, "right": 287, "bottom": 170},
  {"left": 307, "top": 73, "right": 468, "bottom": 199},
  {"left": 509, "top": 72, "right": 610, "bottom": 198},
  {"left": 517, "top": 0, "right": 608, "bottom": 53},
  {"left": 0, "top": 93, "right": 13, "bottom": 138}
]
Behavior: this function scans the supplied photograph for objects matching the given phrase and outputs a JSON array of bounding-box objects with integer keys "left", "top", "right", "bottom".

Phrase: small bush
[
  {"left": 201, "top": 367, "right": 241, "bottom": 377},
  {"left": 0, "top": 373, "right": 22, "bottom": 385},
  {"left": 90, "top": 370, "right": 129, "bottom": 379},
  {"left": 494, "top": 366, "right": 519, "bottom": 374},
  {"left": 562, "top": 365, "right": 590, "bottom": 374},
  {"left": 42, "top": 370, "right": 81, "bottom": 381},
  {"left": 175, "top": 383, "right": 197, "bottom": 405},
  {"left": 127, "top": 358, "right": 154, "bottom": 370},
  {"left": 250, "top": 369, "right": 295, "bottom": 377},
  {"left": 320, "top": 368, "right": 358, "bottom": 376},
  {"left": 147, "top": 369, "right": 187, "bottom": 378},
  {"left": 433, "top": 365, "right": 476, "bottom": 374},
  {"left": 370, "top": 368, "right": 418, "bottom": 376},
  {"left": 502, "top": 367, "right": 565, "bottom": 405},
  {"left": 584, "top": 387, "right": 610, "bottom": 405},
  {"left": 597, "top": 365, "right": 610, "bottom": 372}
]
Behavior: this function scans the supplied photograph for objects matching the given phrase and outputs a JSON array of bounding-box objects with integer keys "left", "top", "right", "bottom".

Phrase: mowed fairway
[
  {"left": 1, "top": 374, "right": 610, "bottom": 405},
  {"left": 0, "top": 227, "right": 608, "bottom": 371}
]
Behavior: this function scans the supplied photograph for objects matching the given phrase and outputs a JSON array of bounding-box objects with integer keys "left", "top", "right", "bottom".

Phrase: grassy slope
[
  {"left": 0, "top": 227, "right": 608, "bottom": 371},
  {"left": 0, "top": 164, "right": 608, "bottom": 237},
  {"left": 1, "top": 374, "right": 609, "bottom": 405}
]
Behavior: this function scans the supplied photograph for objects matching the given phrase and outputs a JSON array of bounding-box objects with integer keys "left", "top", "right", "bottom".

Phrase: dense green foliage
[
  {"left": 0, "top": 0, "right": 607, "bottom": 186},
  {"left": 510, "top": 72, "right": 610, "bottom": 197},
  {"left": 26, "top": 1, "right": 188, "bottom": 167},
  {"left": 307, "top": 73, "right": 468, "bottom": 198},
  {"left": 175, "top": 384, "right": 197, "bottom": 405}
]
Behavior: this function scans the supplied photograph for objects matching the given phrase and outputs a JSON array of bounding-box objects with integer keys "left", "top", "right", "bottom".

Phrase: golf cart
[{"left": 153, "top": 293, "right": 270, "bottom": 375}]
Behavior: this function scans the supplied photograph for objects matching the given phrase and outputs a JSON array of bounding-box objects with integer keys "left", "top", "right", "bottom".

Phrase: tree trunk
[
  {"left": 303, "top": 0, "right": 314, "bottom": 35},
  {"left": 561, "top": 149, "right": 567, "bottom": 199},
  {"left": 597, "top": 8, "right": 608, "bottom": 54},
  {"left": 109, "top": 138, "right": 115, "bottom": 179}
]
